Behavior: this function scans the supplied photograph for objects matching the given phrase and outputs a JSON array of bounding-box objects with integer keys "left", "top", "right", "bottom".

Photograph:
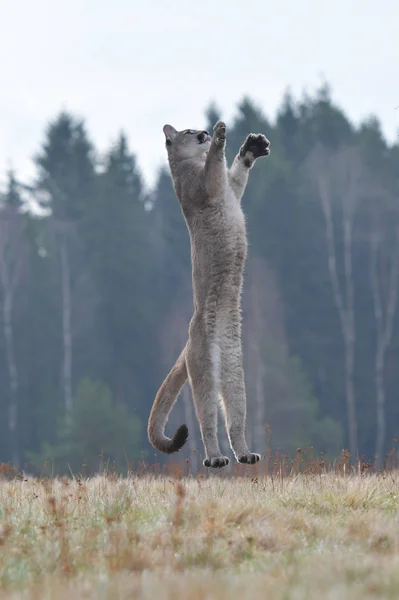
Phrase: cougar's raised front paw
[
  {"left": 237, "top": 453, "right": 261, "bottom": 465},
  {"left": 203, "top": 455, "right": 230, "bottom": 469},
  {"left": 213, "top": 120, "right": 227, "bottom": 148},
  {"left": 240, "top": 134, "right": 270, "bottom": 165}
]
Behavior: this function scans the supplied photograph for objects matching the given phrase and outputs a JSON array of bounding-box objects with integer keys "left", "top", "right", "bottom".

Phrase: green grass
[{"left": 0, "top": 470, "right": 398, "bottom": 598}]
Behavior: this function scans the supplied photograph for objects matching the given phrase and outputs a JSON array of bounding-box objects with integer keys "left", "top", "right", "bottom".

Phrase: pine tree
[
  {"left": 34, "top": 112, "right": 97, "bottom": 414},
  {"left": 85, "top": 133, "right": 154, "bottom": 423}
]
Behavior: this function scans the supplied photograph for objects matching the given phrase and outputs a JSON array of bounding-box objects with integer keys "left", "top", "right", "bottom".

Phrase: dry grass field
[{"left": 0, "top": 459, "right": 398, "bottom": 599}]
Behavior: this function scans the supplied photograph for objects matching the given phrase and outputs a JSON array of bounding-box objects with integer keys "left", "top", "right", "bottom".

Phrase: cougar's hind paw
[
  {"left": 203, "top": 455, "right": 230, "bottom": 468},
  {"left": 237, "top": 453, "right": 261, "bottom": 465}
]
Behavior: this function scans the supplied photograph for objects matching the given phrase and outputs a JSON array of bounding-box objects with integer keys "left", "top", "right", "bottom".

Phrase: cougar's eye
[{"left": 184, "top": 130, "right": 194, "bottom": 135}]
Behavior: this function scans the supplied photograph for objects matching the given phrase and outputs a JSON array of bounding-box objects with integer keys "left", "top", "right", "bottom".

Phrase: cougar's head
[{"left": 163, "top": 125, "right": 211, "bottom": 162}]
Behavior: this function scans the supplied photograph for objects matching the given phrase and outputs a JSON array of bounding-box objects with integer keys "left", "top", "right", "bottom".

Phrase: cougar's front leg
[
  {"left": 204, "top": 121, "right": 228, "bottom": 197},
  {"left": 228, "top": 134, "right": 270, "bottom": 201}
]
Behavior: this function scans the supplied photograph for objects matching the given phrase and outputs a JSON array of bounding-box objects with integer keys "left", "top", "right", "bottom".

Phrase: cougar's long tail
[{"left": 147, "top": 345, "right": 189, "bottom": 454}]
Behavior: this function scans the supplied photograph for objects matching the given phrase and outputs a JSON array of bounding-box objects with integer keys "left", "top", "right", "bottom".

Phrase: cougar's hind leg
[
  {"left": 220, "top": 319, "right": 260, "bottom": 465},
  {"left": 186, "top": 317, "right": 229, "bottom": 469}
]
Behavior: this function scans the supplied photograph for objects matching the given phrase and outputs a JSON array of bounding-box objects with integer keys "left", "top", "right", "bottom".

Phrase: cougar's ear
[{"left": 163, "top": 124, "right": 178, "bottom": 145}]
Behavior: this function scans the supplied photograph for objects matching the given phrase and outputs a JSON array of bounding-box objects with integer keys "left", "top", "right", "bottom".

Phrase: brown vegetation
[{"left": 0, "top": 457, "right": 398, "bottom": 599}]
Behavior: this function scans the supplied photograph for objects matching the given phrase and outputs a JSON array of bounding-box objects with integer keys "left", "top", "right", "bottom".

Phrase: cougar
[{"left": 148, "top": 120, "right": 270, "bottom": 468}]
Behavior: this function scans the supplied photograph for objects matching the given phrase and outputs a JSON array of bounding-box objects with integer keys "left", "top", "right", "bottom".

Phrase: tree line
[{"left": 0, "top": 84, "right": 398, "bottom": 472}]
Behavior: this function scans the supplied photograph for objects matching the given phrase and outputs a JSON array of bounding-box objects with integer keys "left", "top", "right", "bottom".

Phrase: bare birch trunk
[
  {"left": 343, "top": 212, "right": 357, "bottom": 462},
  {"left": 374, "top": 349, "right": 385, "bottom": 466},
  {"left": 3, "top": 289, "right": 19, "bottom": 467},
  {"left": 322, "top": 191, "right": 358, "bottom": 458},
  {"left": 370, "top": 229, "right": 399, "bottom": 466},
  {"left": 254, "top": 363, "right": 265, "bottom": 454},
  {"left": 251, "top": 261, "right": 266, "bottom": 454},
  {"left": 344, "top": 338, "right": 357, "bottom": 462},
  {"left": 0, "top": 251, "right": 21, "bottom": 468},
  {"left": 60, "top": 238, "right": 73, "bottom": 412},
  {"left": 314, "top": 148, "right": 360, "bottom": 461}
]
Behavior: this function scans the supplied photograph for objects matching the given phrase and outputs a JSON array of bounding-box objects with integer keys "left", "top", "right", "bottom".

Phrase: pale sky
[{"left": 1, "top": 0, "right": 398, "bottom": 191}]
